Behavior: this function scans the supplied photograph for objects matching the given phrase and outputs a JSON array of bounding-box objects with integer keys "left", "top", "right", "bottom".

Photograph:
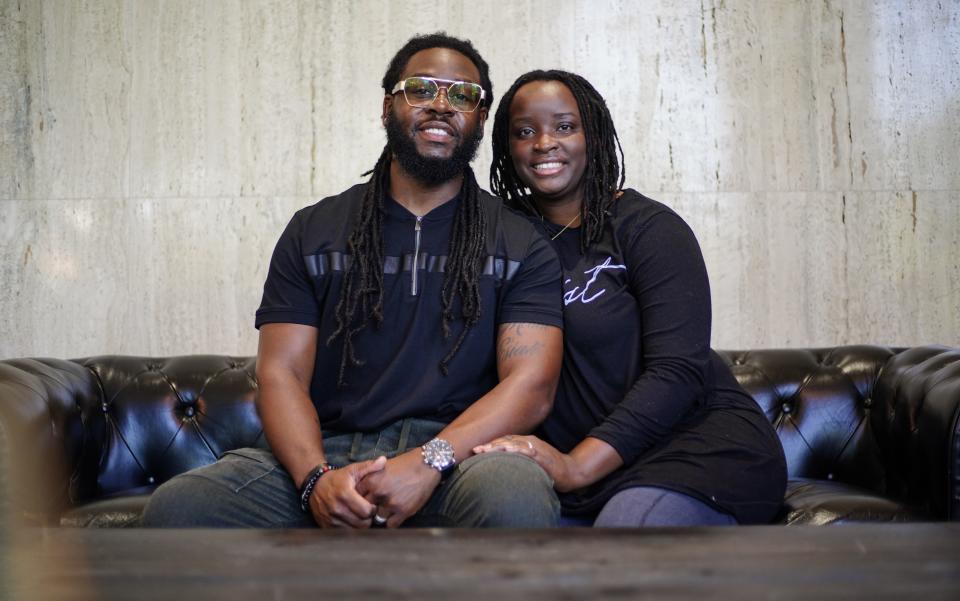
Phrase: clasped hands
[
  {"left": 306, "top": 449, "right": 441, "bottom": 529},
  {"left": 307, "top": 434, "right": 578, "bottom": 528}
]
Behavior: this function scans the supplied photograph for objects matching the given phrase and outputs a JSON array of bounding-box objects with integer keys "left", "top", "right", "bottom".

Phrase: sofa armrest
[
  {"left": 0, "top": 359, "right": 100, "bottom": 525},
  {"left": 874, "top": 346, "right": 960, "bottom": 520}
]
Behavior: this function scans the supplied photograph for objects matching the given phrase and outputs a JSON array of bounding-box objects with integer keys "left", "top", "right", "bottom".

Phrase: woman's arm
[
  {"left": 474, "top": 434, "right": 621, "bottom": 492},
  {"left": 588, "top": 210, "right": 712, "bottom": 466},
  {"left": 476, "top": 208, "right": 713, "bottom": 490}
]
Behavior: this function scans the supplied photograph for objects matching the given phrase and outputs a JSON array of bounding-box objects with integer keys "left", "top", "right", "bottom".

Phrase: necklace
[{"left": 545, "top": 213, "right": 580, "bottom": 240}]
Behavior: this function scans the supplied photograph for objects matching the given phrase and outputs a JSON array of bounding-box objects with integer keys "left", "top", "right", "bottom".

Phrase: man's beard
[{"left": 385, "top": 112, "right": 483, "bottom": 186}]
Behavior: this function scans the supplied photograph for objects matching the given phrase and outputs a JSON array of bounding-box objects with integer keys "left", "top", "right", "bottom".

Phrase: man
[{"left": 142, "top": 33, "right": 564, "bottom": 528}]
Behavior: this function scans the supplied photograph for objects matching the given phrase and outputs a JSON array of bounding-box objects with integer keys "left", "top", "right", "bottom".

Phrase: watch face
[{"left": 423, "top": 438, "right": 455, "bottom": 471}]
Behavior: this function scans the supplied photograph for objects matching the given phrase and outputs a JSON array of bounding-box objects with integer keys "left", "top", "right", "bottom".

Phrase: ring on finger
[
  {"left": 373, "top": 514, "right": 388, "bottom": 525},
  {"left": 526, "top": 440, "right": 534, "bottom": 450}
]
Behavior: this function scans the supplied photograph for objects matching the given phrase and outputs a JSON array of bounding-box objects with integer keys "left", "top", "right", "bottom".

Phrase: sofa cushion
[
  {"left": 60, "top": 494, "right": 152, "bottom": 528},
  {"left": 781, "top": 479, "right": 923, "bottom": 525}
]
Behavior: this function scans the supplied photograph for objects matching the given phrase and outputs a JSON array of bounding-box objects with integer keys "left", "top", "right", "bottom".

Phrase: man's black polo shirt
[{"left": 255, "top": 183, "right": 563, "bottom": 433}]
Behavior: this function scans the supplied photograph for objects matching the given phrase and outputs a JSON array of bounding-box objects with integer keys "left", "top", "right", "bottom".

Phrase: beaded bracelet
[{"left": 298, "top": 463, "right": 337, "bottom": 512}]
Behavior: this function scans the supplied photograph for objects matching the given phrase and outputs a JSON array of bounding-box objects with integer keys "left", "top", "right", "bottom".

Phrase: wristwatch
[{"left": 421, "top": 438, "right": 455, "bottom": 472}]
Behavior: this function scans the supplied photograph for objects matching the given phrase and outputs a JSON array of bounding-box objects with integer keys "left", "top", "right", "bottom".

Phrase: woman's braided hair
[
  {"left": 490, "top": 70, "right": 625, "bottom": 253},
  {"left": 328, "top": 33, "right": 493, "bottom": 387}
]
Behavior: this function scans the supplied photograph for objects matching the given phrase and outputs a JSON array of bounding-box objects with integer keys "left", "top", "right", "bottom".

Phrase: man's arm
[
  {"left": 256, "top": 323, "right": 385, "bottom": 528},
  {"left": 256, "top": 323, "right": 323, "bottom": 485},
  {"left": 442, "top": 322, "right": 562, "bottom": 453},
  {"left": 360, "top": 321, "right": 562, "bottom": 527}
]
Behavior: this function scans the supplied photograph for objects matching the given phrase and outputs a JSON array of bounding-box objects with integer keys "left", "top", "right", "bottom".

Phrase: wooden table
[{"left": 3, "top": 523, "right": 959, "bottom": 600}]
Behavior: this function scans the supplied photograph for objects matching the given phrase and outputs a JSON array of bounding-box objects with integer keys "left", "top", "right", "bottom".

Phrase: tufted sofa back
[
  {"left": 723, "top": 346, "right": 960, "bottom": 521},
  {"left": 1, "top": 345, "right": 958, "bottom": 525},
  {"left": 723, "top": 347, "right": 894, "bottom": 489},
  {"left": 74, "top": 356, "right": 265, "bottom": 504}
]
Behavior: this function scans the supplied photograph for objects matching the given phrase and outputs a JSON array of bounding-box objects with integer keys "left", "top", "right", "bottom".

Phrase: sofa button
[
  {"left": 184, "top": 406, "right": 195, "bottom": 417},
  {"left": 781, "top": 403, "right": 792, "bottom": 414},
  {"left": 827, "top": 473, "right": 834, "bottom": 480},
  {"left": 101, "top": 402, "right": 109, "bottom": 412},
  {"left": 147, "top": 476, "right": 155, "bottom": 484},
  {"left": 863, "top": 397, "right": 872, "bottom": 408}
]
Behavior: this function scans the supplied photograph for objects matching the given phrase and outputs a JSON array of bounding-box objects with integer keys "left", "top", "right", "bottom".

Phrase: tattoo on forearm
[
  {"left": 498, "top": 338, "right": 545, "bottom": 361},
  {"left": 497, "top": 323, "right": 547, "bottom": 362},
  {"left": 501, "top": 323, "right": 549, "bottom": 337}
]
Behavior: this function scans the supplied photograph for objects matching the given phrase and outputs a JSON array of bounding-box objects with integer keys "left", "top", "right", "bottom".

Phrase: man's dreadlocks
[{"left": 328, "top": 33, "right": 494, "bottom": 387}]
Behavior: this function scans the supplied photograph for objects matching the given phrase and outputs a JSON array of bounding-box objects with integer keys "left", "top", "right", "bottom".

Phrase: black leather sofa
[{"left": 1, "top": 345, "right": 958, "bottom": 527}]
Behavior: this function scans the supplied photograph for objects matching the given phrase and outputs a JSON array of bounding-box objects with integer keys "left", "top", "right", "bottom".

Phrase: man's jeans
[{"left": 141, "top": 418, "right": 560, "bottom": 528}]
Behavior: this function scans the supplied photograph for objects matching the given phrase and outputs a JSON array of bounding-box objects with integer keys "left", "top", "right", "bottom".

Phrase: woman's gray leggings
[{"left": 592, "top": 486, "right": 738, "bottom": 527}]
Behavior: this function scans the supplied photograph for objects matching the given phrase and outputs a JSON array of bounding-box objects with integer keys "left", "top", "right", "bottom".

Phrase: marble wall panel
[
  {"left": 660, "top": 192, "right": 772, "bottom": 349},
  {"left": 664, "top": 192, "right": 848, "bottom": 349},
  {"left": 124, "top": 1, "right": 243, "bottom": 199},
  {"left": 761, "top": 192, "right": 849, "bottom": 346},
  {"left": 0, "top": 196, "right": 305, "bottom": 359},
  {"left": 569, "top": 2, "right": 662, "bottom": 194},
  {"left": 755, "top": 2, "right": 834, "bottom": 193},
  {"left": 843, "top": 1, "right": 960, "bottom": 191},
  {"left": 0, "top": 0, "right": 32, "bottom": 200},
  {"left": 809, "top": 0, "right": 854, "bottom": 192},
  {"left": 844, "top": 191, "right": 959, "bottom": 346},
  {"left": 301, "top": 1, "right": 399, "bottom": 198},
  {"left": 913, "top": 192, "right": 960, "bottom": 344},
  {"left": 237, "top": 1, "right": 314, "bottom": 197},
  {"left": 582, "top": 0, "right": 838, "bottom": 195},
  {"left": 1, "top": 0, "right": 958, "bottom": 358},
  {"left": 21, "top": 0, "right": 131, "bottom": 200},
  {"left": 638, "top": 3, "right": 726, "bottom": 193}
]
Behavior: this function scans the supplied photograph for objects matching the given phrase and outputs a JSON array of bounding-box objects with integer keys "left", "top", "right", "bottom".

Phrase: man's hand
[
  {"left": 357, "top": 450, "right": 442, "bottom": 528},
  {"left": 309, "top": 456, "right": 388, "bottom": 528}
]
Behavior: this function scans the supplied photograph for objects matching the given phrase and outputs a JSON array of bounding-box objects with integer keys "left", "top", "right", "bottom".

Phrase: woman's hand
[{"left": 473, "top": 435, "right": 583, "bottom": 492}]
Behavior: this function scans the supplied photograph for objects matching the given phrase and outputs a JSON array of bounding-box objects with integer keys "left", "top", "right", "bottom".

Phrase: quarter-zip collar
[
  {"left": 382, "top": 193, "right": 461, "bottom": 223},
  {"left": 411, "top": 215, "right": 423, "bottom": 295},
  {"left": 382, "top": 193, "right": 461, "bottom": 297}
]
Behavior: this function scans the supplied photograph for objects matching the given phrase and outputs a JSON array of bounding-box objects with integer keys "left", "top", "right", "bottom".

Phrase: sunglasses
[{"left": 391, "top": 76, "right": 486, "bottom": 113}]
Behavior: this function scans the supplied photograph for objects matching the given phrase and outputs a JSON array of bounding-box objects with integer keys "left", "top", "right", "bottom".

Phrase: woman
[{"left": 475, "top": 70, "right": 787, "bottom": 527}]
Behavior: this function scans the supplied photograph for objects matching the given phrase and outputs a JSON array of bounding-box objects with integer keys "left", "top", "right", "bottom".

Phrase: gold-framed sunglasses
[{"left": 391, "top": 76, "right": 486, "bottom": 113}]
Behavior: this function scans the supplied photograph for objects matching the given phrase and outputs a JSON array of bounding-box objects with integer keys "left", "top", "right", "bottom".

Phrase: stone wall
[{"left": 1, "top": 0, "right": 957, "bottom": 357}]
